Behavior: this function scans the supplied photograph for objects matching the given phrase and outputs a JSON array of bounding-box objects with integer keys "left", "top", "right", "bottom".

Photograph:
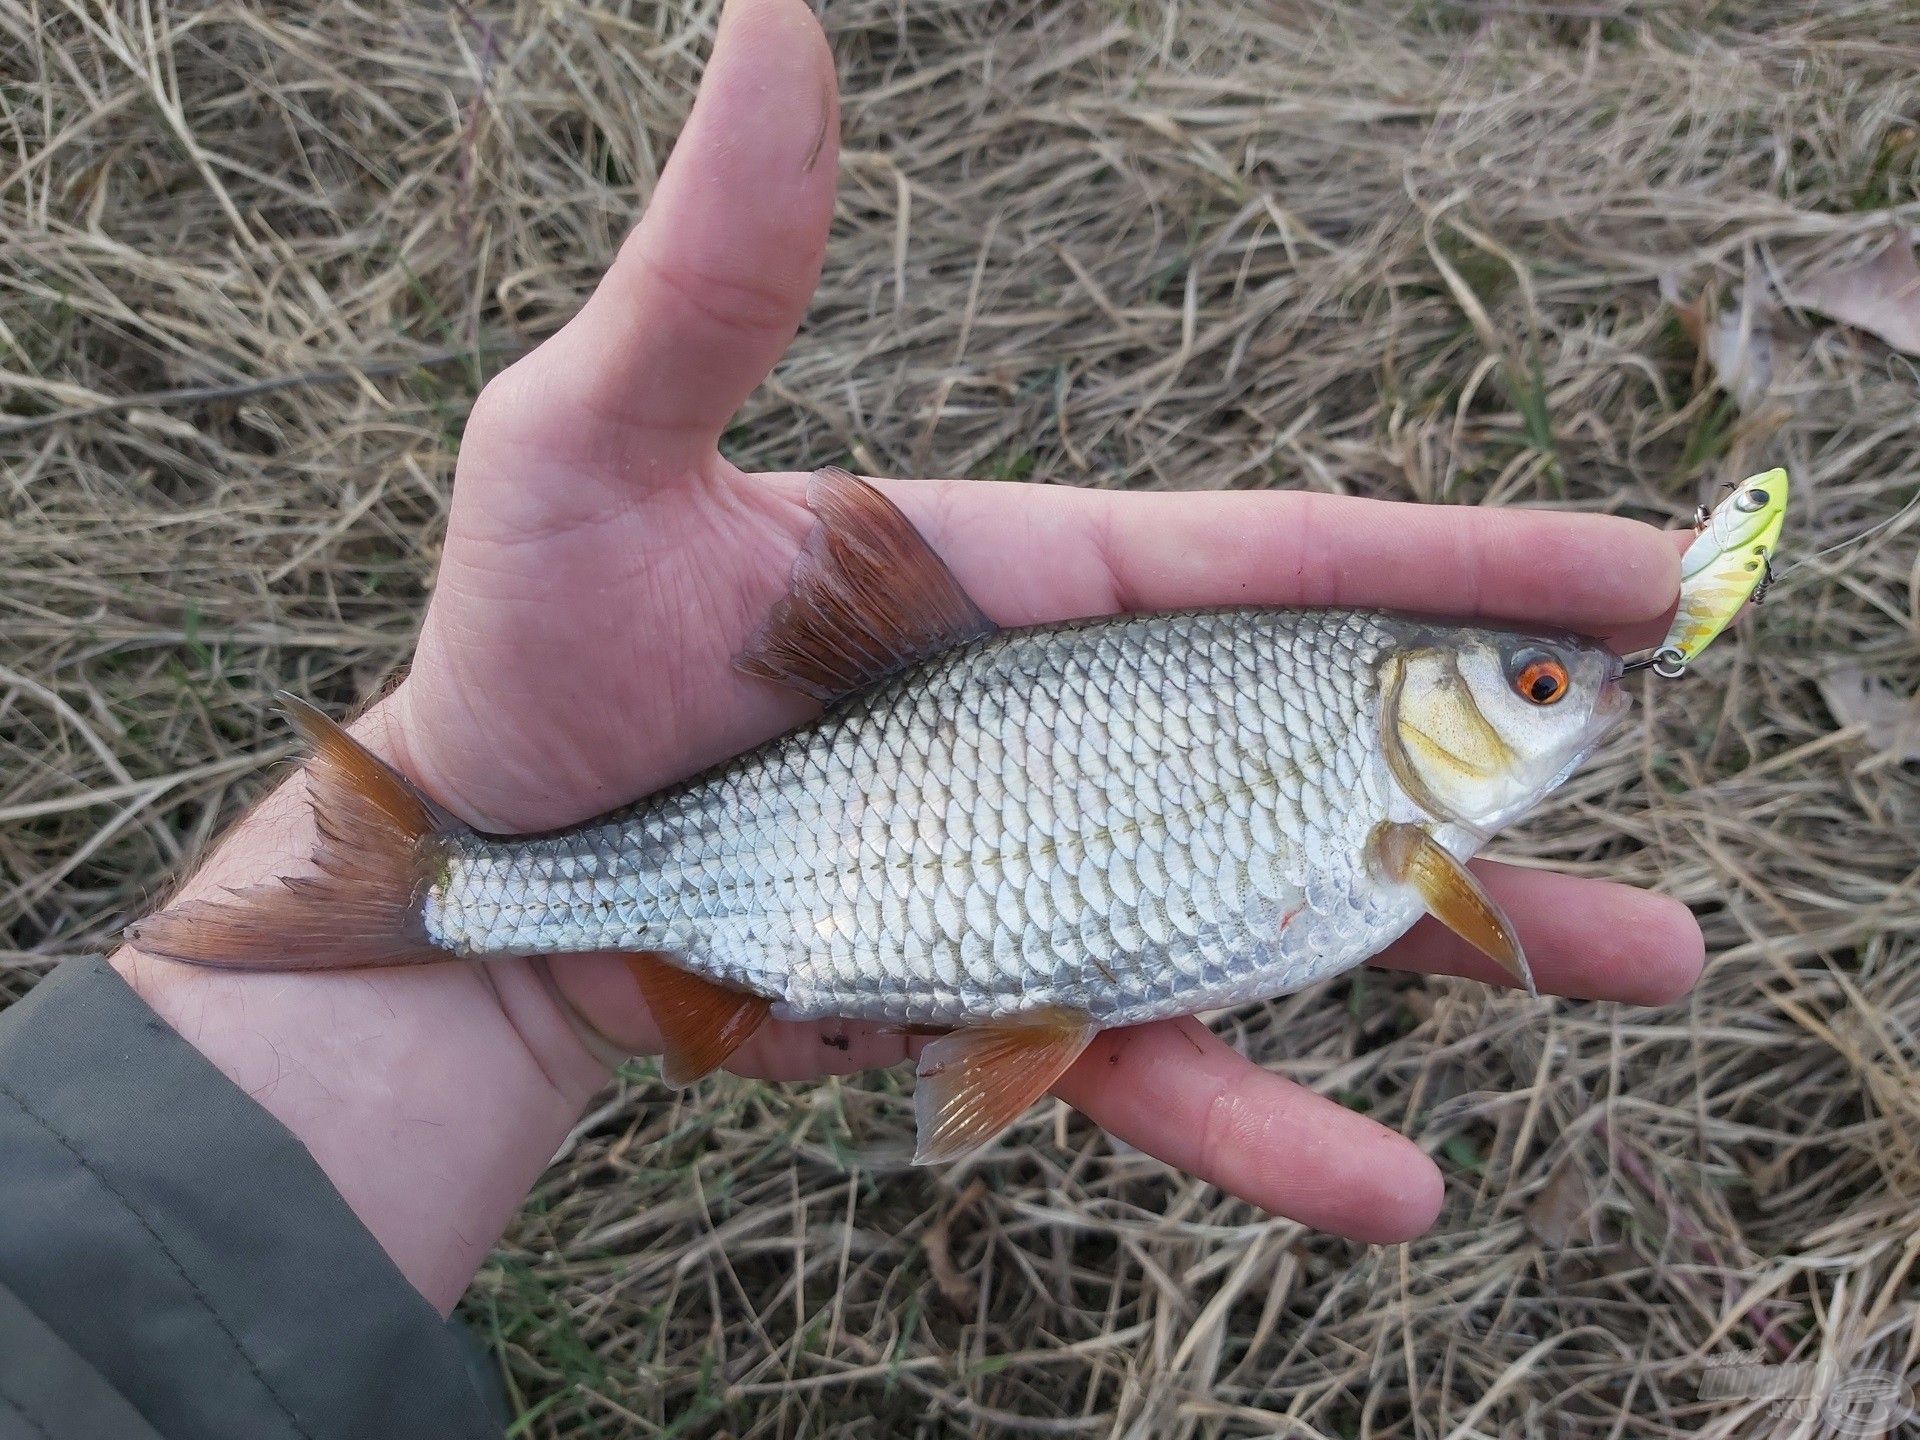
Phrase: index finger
[{"left": 868, "top": 476, "right": 1680, "bottom": 635}]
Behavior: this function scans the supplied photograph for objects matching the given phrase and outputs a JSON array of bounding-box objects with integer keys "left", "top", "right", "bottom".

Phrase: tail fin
[{"left": 125, "top": 696, "right": 460, "bottom": 971}]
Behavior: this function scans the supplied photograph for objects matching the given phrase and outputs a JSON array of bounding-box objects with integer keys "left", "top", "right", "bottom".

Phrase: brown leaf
[
  {"left": 1819, "top": 664, "right": 1920, "bottom": 765},
  {"left": 1524, "top": 1164, "right": 1591, "bottom": 1248},
  {"left": 1788, "top": 237, "right": 1920, "bottom": 356},
  {"left": 921, "top": 1178, "right": 987, "bottom": 1312},
  {"left": 1667, "top": 286, "right": 1707, "bottom": 353},
  {"left": 1704, "top": 303, "right": 1778, "bottom": 414},
  {"left": 1663, "top": 275, "right": 1776, "bottom": 413}
]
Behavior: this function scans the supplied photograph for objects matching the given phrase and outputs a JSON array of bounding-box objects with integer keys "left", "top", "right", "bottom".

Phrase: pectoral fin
[
  {"left": 625, "top": 953, "right": 772, "bottom": 1086},
  {"left": 735, "top": 466, "right": 998, "bottom": 704},
  {"left": 912, "top": 1009, "right": 1099, "bottom": 1165},
  {"left": 1370, "top": 822, "right": 1537, "bottom": 998}
]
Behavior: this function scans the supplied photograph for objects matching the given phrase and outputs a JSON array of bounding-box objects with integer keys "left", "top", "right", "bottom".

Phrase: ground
[{"left": 3, "top": 2, "right": 1917, "bottom": 1436}]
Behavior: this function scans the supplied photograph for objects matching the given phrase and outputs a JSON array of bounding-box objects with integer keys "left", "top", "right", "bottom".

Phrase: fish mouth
[{"left": 1549, "top": 665, "right": 1631, "bottom": 789}]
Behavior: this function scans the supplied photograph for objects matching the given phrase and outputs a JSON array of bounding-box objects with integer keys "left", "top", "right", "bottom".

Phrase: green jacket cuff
[{"left": 0, "top": 957, "right": 502, "bottom": 1439}]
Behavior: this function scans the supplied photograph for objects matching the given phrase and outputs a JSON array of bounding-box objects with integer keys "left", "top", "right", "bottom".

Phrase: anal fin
[
  {"left": 912, "top": 1009, "right": 1098, "bottom": 1165},
  {"left": 624, "top": 953, "right": 772, "bottom": 1086},
  {"left": 735, "top": 467, "right": 998, "bottom": 705},
  {"left": 1370, "top": 822, "right": 1537, "bottom": 997}
]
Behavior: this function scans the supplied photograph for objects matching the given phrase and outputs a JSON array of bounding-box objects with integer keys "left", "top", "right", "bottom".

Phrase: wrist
[{"left": 114, "top": 687, "right": 613, "bottom": 1313}]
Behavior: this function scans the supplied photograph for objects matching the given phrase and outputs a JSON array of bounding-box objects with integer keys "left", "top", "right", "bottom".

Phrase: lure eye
[
  {"left": 1735, "top": 487, "right": 1770, "bottom": 512},
  {"left": 1508, "top": 650, "right": 1569, "bottom": 706}
]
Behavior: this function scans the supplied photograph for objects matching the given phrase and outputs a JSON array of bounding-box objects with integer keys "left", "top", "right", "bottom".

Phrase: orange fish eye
[{"left": 1510, "top": 653, "right": 1569, "bottom": 705}]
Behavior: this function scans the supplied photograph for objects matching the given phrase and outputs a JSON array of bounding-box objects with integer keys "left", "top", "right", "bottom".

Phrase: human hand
[
  {"left": 118, "top": 0, "right": 1701, "bottom": 1311},
  {"left": 401, "top": 0, "right": 1703, "bottom": 1220}
]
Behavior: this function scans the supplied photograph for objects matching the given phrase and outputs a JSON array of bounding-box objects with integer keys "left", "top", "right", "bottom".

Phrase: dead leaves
[
  {"left": 921, "top": 1178, "right": 987, "bottom": 1312},
  {"left": 1820, "top": 665, "right": 1920, "bottom": 767},
  {"left": 1667, "top": 277, "right": 1779, "bottom": 416},
  {"left": 1786, "top": 237, "right": 1920, "bottom": 358},
  {"left": 1523, "top": 1163, "right": 1592, "bottom": 1248},
  {"left": 1666, "top": 234, "right": 1920, "bottom": 430}
]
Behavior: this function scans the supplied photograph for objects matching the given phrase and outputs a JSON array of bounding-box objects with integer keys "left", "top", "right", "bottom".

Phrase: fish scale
[{"left": 424, "top": 608, "right": 1448, "bottom": 1028}]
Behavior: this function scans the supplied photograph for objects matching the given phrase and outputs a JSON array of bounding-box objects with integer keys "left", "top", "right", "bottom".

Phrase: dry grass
[{"left": 4, "top": 2, "right": 1919, "bottom": 1435}]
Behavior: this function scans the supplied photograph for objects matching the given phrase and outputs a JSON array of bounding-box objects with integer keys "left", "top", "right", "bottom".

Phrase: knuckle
[
  {"left": 463, "top": 358, "right": 548, "bottom": 448},
  {"left": 639, "top": 247, "right": 798, "bottom": 341}
]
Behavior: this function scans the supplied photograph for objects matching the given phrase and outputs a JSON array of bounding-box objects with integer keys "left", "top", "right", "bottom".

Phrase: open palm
[{"left": 387, "top": 0, "right": 1699, "bottom": 1243}]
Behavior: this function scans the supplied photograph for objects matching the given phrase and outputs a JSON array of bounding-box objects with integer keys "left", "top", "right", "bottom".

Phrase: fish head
[{"left": 1380, "top": 625, "right": 1628, "bottom": 833}]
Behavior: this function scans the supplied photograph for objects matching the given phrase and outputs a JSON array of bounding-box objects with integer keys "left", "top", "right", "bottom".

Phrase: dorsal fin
[{"left": 735, "top": 467, "right": 998, "bottom": 704}]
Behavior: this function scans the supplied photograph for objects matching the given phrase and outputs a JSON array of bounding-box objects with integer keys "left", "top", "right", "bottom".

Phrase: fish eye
[
  {"left": 1507, "top": 648, "right": 1569, "bottom": 705},
  {"left": 1735, "top": 487, "right": 1769, "bottom": 512}
]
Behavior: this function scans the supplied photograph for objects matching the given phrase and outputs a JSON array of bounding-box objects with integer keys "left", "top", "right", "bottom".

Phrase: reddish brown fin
[
  {"left": 912, "top": 1009, "right": 1098, "bottom": 1165},
  {"left": 1369, "top": 821, "right": 1537, "bottom": 997},
  {"left": 625, "top": 952, "right": 772, "bottom": 1086},
  {"left": 125, "top": 696, "right": 459, "bottom": 970},
  {"left": 735, "top": 467, "right": 998, "bottom": 704}
]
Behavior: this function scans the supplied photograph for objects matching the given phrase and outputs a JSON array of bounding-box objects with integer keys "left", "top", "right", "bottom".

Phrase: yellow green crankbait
[{"left": 1640, "top": 467, "right": 1788, "bottom": 678}]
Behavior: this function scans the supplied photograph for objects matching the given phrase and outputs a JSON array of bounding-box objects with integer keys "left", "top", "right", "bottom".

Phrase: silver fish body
[
  {"left": 125, "top": 468, "right": 1630, "bottom": 1163},
  {"left": 429, "top": 609, "right": 1494, "bottom": 1027}
]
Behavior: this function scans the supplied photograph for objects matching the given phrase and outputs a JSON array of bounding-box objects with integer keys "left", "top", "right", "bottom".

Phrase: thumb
[{"left": 516, "top": 0, "right": 838, "bottom": 471}]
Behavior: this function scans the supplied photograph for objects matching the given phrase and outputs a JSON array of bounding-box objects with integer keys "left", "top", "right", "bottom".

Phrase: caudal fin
[{"left": 125, "top": 696, "right": 460, "bottom": 971}]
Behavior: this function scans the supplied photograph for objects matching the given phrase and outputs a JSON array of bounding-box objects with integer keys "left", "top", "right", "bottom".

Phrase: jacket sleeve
[{"left": 0, "top": 957, "right": 504, "bottom": 1440}]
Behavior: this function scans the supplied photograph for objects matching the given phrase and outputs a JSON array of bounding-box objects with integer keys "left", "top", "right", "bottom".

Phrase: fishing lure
[{"left": 1640, "top": 467, "right": 1788, "bottom": 678}]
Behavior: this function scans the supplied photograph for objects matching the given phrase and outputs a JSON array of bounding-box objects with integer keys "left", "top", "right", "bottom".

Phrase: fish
[
  {"left": 1652, "top": 467, "right": 1788, "bottom": 675},
  {"left": 127, "top": 467, "right": 1630, "bottom": 1163}
]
